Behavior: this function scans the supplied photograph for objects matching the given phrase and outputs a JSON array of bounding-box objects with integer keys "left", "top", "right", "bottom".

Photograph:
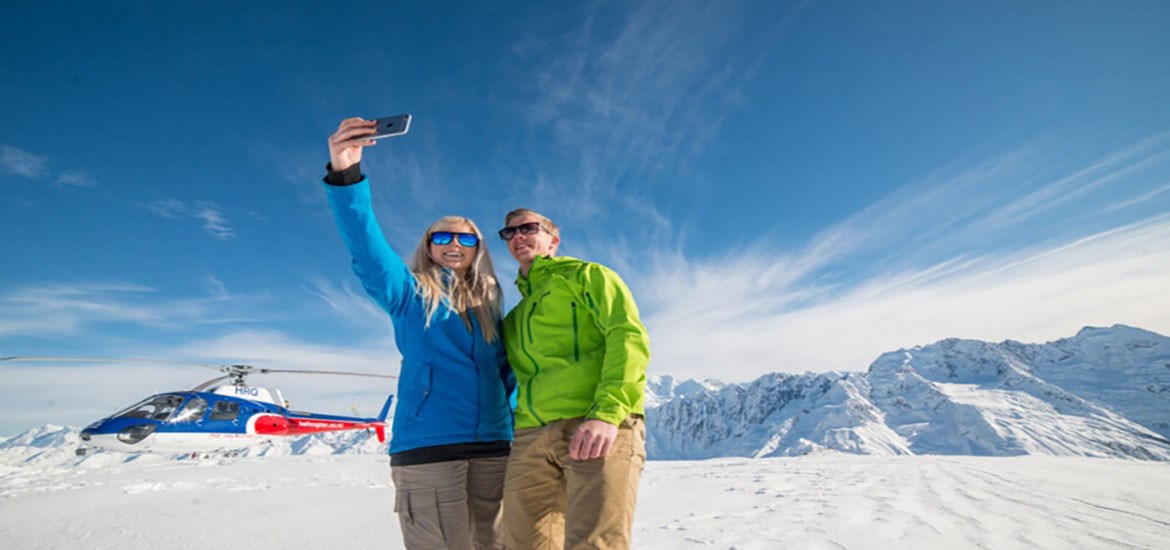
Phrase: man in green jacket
[{"left": 497, "top": 208, "right": 650, "bottom": 550}]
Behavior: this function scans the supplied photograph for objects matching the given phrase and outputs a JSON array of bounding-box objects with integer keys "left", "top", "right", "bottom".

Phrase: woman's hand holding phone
[{"left": 328, "top": 118, "right": 379, "bottom": 172}]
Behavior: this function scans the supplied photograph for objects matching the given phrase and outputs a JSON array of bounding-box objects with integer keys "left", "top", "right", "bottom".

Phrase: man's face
[{"left": 504, "top": 213, "right": 559, "bottom": 265}]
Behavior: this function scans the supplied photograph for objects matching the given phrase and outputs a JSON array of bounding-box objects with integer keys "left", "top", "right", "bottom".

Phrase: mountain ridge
[
  {"left": 647, "top": 324, "right": 1170, "bottom": 460},
  {"left": 4, "top": 324, "right": 1168, "bottom": 466}
]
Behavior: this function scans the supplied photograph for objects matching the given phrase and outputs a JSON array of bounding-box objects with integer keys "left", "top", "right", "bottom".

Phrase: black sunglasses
[
  {"left": 497, "top": 221, "right": 544, "bottom": 241},
  {"left": 430, "top": 231, "right": 479, "bottom": 247}
]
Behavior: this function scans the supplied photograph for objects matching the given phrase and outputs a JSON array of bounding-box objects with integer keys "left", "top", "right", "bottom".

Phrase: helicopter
[{"left": 1, "top": 356, "right": 397, "bottom": 455}]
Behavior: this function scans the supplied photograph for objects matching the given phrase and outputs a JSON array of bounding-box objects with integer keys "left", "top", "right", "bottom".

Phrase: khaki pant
[
  {"left": 503, "top": 416, "right": 646, "bottom": 550},
  {"left": 391, "top": 456, "right": 508, "bottom": 550}
]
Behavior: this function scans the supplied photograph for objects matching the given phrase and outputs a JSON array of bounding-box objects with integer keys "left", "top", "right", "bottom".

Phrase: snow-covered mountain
[
  {"left": 648, "top": 324, "right": 1170, "bottom": 460},
  {"left": 5, "top": 325, "right": 1169, "bottom": 466}
]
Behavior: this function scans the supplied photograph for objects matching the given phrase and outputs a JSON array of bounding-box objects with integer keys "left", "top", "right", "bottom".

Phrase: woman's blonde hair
[{"left": 408, "top": 216, "right": 502, "bottom": 342}]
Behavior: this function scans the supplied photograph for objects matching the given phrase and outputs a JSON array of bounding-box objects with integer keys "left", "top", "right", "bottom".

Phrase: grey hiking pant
[{"left": 391, "top": 455, "right": 508, "bottom": 549}]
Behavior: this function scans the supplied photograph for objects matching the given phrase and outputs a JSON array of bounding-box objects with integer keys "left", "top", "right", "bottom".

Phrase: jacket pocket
[
  {"left": 393, "top": 488, "right": 410, "bottom": 521},
  {"left": 412, "top": 364, "right": 433, "bottom": 419},
  {"left": 394, "top": 488, "right": 447, "bottom": 544}
]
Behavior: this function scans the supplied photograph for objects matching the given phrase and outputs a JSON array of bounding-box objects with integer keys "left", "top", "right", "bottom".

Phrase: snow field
[{"left": 2, "top": 454, "right": 1167, "bottom": 549}]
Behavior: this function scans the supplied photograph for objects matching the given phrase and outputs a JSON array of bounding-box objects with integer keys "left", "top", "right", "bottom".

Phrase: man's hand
[
  {"left": 569, "top": 419, "right": 619, "bottom": 460},
  {"left": 328, "top": 118, "right": 378, "bottom": 172}
]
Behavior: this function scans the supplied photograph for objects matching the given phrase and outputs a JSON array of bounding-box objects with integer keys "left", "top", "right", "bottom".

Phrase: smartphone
[{"left": 369, "top": 114, "right": 412, "bottom": 139}]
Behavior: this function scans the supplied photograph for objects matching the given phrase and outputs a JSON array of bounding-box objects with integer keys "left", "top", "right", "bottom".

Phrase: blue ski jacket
[{"left": 323, "top": 178, "right": 514, "bottom": 454}]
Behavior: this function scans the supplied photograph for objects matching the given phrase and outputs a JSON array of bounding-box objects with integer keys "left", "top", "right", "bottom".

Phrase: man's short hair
[{"left": 505, "top": 208, "right": 560, "bottom": 238}]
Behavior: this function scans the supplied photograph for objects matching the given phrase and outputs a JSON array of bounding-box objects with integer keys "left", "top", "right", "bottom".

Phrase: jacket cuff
[
  {"left": 586, "top": 405, "right": 628, "bottom": 427},
  {"left": 324, "top": 162, "right": 363, "bottom": 186}
]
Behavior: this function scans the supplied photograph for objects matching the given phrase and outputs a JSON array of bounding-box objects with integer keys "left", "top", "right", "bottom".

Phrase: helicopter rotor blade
[
  {"left": 191, "top": 374, "right": 236, "bottom": 392},
  {"left": 257, "top": 368, "right": 397, "bottom": 380},
  {"left": 0, "top": 356, "right": 223, "bottom": 370},
  {"left": 2, "top": 356, "right": 396, "bottom": 381}
]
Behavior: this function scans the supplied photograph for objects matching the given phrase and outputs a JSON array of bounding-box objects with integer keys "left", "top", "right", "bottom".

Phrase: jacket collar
[{"left": 515, "top": 255, "right": 555, "bottom": 297}]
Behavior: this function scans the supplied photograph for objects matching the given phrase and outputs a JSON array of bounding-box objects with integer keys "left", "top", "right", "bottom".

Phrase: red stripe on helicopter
[
  {"left": 249, "top": 413, "right": 380, "bottom": 438},
  {"left": 286, "top": 417, "right": 366, "bottom": 435}
]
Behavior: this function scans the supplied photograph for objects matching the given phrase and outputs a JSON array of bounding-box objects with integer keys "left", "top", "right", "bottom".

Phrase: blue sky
[{"left": 3, "top": 1, "right": 1169, "bottom": 435}]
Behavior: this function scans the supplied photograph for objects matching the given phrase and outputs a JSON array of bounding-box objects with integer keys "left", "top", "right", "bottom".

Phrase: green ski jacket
[{"left": 503, "top": 255, "right": 650, "bottom": 429}]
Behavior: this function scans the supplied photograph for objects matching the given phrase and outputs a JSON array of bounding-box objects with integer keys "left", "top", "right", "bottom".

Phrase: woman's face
[{"left": 428, "top": 220, "right": 478, "bottom": 275}]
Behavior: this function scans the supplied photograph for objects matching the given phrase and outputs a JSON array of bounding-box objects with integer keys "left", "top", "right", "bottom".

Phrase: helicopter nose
[
  {"left": 80, "top": 419, "right": 106, "bottom": 442},
  {"left": 116, "top": 424, "right": 157, "bottom": 445}
]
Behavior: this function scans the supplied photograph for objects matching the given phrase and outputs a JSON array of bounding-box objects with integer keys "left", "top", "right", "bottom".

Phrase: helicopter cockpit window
[
  {"left": 211, "top": 401, "right": 240, "bottom": 421},
  {"left": 172, "top": 397, "right": 208, "bottom": 423},
  {"left": 114, "top": 394, "right": 185, "bottom": 421}
]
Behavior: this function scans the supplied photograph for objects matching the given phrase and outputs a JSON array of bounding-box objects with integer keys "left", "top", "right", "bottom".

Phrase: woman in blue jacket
[{"left": 322, "top": 117, "right": 514, "bottom": 550}]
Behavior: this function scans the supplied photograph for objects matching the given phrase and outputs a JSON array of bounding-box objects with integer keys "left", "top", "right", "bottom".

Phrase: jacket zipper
[
  {"left": 527, "top": 300, "right": 536, "bottom": 344},
  {"left": 571, "top": 302, "right": 579, "bottom": 362},
  {"left": 520, "top": 297, "right": 547, "bottom": 425},
  {"left": 584, "top": 290, "right": 601, "bottom": 320},
  {"left": 471, "top": 317, "right": 481, "bottom": 441}
]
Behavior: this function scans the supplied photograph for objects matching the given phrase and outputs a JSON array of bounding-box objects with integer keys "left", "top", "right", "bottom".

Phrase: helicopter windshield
[
  {"left": 172, "top": 397, "right": 208, "bottom": 423},
  {"left": 114, "top": 394, "right": 185, "bottom": 421}
]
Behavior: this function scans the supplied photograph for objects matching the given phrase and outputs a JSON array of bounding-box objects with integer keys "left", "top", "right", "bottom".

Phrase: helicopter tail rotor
[{"left": 377, "top": 394, "right": 395, "bottom": 422}]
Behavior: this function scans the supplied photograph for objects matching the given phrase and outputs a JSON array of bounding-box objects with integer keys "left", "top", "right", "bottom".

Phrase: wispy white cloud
[
  {"left": 193, "top": 203, "right": 235, "bottom": 240},
  {"left": 138, "top": 198, "right": 237, "bottom": 240},
  {"left": 980, "top": 132, "right": 1170, "bottom": 231},
  {"left": 303, "top": 275, "right": 390, "bottom": 330},
  {"left": 2, "top": 145, "right": 101, "bottom": 191},
  {"left": 619, "top": 146, "right": 1040, "bottom": 326},
  {"left": 143, "top": 198, "right": 187, "bottom": 218},
  {"left": 53, "top": 169, "right": 98, "bottom": 188},
  {"left": 253, "top": 136, "right": 444, "bottom": 249},
  {"left": 1, "top": 145, "right": 49, "bottom": 178},
  {"left": 0, "top": 281, "right": 264, "bottom": 338},
  {"left": 707, "top": 134, "right": 1170, "bottom": 295},
  {"left": 503, "top": 1, "right": 803, "bottom": 225},
  {"left": 643, "top": 213, "right": 1170, "bottom": 381},
  {"left": 635, "top": 134, "right": 1170, "bottom": 381},
  {"left": 794, "top": 145, "right": 1040, "bottom": 273},
  {"left": 1104, "top": 180, "right": 1170, "bottom": 213},
  {"left": 203, "top": 273, "right": 230, "bottom": 299},
  {"left": 252, "top": 138, "right": 327, "bottom": 206},
  {"left": 0, "top": 282, "right": 165, "bottom": 337}
]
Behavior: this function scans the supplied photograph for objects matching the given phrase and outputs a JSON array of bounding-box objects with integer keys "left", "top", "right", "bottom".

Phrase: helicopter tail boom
[{"left": 248, "top": 413, "right": 385, "bottom": 440}]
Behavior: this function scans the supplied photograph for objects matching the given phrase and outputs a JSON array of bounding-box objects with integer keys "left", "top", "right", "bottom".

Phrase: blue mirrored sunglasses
[{"left": 430, "top": 231, "right": 479, "bottom": 247}]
